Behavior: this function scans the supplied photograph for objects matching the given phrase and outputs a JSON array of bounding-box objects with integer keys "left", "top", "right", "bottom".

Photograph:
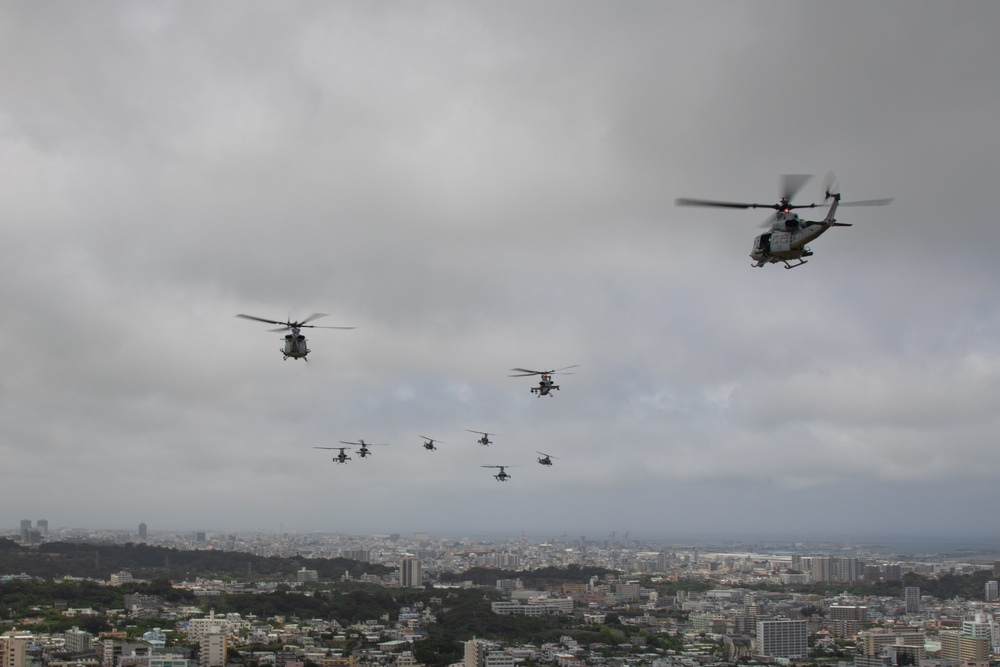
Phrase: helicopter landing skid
[{"left": 782, "top": 259, "right": 808, "bottom": 269}]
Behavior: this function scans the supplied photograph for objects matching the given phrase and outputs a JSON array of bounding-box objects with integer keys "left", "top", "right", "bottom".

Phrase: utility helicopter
[
  {"left": 536, "top": 451, "right": 560, "bottom": 466},
  {"left": 314, "top": 446, "right": 352, "bottom": 464},
  {"left": 236, "top": 313, "right": 355, "bottom": 360},
  {"left": 339, "top": 440, "right": 387, "bottom": 458},
  {"left": 466, "top": 430, "right": 500, "bottom": 447},
  {"left": 482, "top": 465, "right": 514, "bottom": 482},
  {"left": 419, "top": 436, "right": 444, "bottom": 451},
  {"left": 510, "top": 365, "right": 580, "bottom": 396},
  {"left": 675, "top": 173, "right": 892, "bottom": 269}
]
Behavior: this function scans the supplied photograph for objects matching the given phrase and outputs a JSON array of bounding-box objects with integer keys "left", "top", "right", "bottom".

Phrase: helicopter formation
[
  {"left": 238, "top": 173, "right": 889, "bottom": 481},
  {"left": 311, "top": 433, "right": 559, "bottom": 480}
]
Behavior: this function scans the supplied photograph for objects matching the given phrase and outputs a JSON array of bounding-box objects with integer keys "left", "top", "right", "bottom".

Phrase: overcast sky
[{"left": 2, "top": 2, "right": 999, "bottom": 543}]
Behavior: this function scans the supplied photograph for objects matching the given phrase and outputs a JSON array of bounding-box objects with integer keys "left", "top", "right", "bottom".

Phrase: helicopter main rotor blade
[
  {"left": 313, "top": 447, "right": 337, "bottom": 450},
  {"left": 299, "top": 325, "right": 356, "bottom": 330},
  {"left": 236, "top": 314, "right": 285, "bottom": 326},
  {"left": 551, "top": 365, "right": 581, "bottom": 374},
  {"left": 299, "top": 313, "right": 329, "bottom": 325},
  {"left": 510, "top": 368, "right": 543, "bottom": 376},
  {"left": 675, "top": 197, "right": 763, "bottom": 210},
  {"left": 837, "top": 198, "right": 894, "bottom": 207},
  {"left": 781, "top": 174, "right": 813, "bottom": 202}
]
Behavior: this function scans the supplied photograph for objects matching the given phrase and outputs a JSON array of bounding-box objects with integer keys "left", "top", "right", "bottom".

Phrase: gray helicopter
[
  {"left": 419, "top": 435, "right": 445, "bottom": 451},
  {"left": 483, "top": 465, "right": 514, "bottom": 482},
  {"left": 510, "top": 365, "right": 580, "bottom": 396},
  {"left": 676, "top": 173, "right": 892, "bottom": 269},
  {"left": 315, "top": 446, "right": 352, "bottom": 464},
  {"left": 236, "top": 313, "right": 354, "bottom": 360},
  {"left": 467, "top": 430, "right": 501, "bottom": 446},
  {"left": 340, "top": 440, "right": 388, "bottom": 458}
]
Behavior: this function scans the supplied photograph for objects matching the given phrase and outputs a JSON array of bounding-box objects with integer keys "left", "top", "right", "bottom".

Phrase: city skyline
[{"left": 2, "top": 4, "right": 1000, "bottom": 539}]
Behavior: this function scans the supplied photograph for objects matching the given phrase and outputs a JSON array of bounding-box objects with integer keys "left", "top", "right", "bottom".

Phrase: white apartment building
[{"left": 756, "top": 619, "right": 808, "bottom": 659}]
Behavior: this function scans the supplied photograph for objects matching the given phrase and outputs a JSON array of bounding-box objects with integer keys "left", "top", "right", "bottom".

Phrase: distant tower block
[
  {"left": 139, "top": 523, "right": 148, "bottom": 540},
  {"left": 36, "top": 520, "right": 48, "bottom": 536},
  {"left": 399, "top": 557, "right": 422, "bottom": 588}
]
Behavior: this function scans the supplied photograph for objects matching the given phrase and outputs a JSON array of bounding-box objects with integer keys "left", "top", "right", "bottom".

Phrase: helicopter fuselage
[
  {"left": 531, "top": 375, "right": 558, "bottom": 396},
  {"left": 751, "top": 197, "right": 841, "bottom": 269},
  {"left": 282, "top": 330, "right": 310, "bottom": 360}
]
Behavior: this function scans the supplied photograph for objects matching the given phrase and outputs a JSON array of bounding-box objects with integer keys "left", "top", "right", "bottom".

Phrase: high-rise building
[
  {"left": 64, "top": 628, "right": 94, "bottom": 653},
  {"left": 138, "top": 523, "right": 147, "bottom": 541},
  {"left": 199, "top": 631, "right": 226, "bottom": 667},
  {"left": 1, "top": 636, "right": 27, "bottom": 667},
  {"left": 756, "top": 620, "right": 808, "bottom": 659},
  {"left": 399, "top": 557, "right": 422, "bottom": 588},
  {"left": 35, "top": 520, "right": 48, "bottom": 536},
  {"left": 985, "top": 580, "right": 998, "bottom": 602},
  {"left": 342, "top": 549, "right": 370, "bottom": 562},
  {"left": 810, "top": 557, "right": 833, "bottom": 583},
  {"left": 904, "top": 587, "right": 921, "bottom": 614},
  {"left": 828, "top": 605, "right": 868, "bottom": 638},
  {"left": 962, "top": 614, "right": 998, "bottom": 651},
  {"left": 939, "top": 631, "right": 990, "bottom": 661}
]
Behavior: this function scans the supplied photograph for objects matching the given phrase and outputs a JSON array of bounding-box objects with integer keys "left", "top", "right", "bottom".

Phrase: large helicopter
[
  {"left": 419, "top": 435, "right": 444, "bottom": 451},
  {"left": 536, "top": 451, "right": 560, "bottom": 466},
  {"left": 510, "top": 366, "right": 579, "bottom": 396},
  {"left": 482, "top": 465, "right": 514, "bottom": 482},
  {"left": 236, "top": 313, "right": 355, "bottom": 360},
  {"left": 339, "top": 440, "right": 387, "bottom": 458},
  {"left": 676, "top": 173, "right": 892, "bottom": 269},
  {"left": 466, "top": 430, "right": 500, "bottom": 447},
  {"left": 314, "top": 446, "right": 352, "bottom": 463}
]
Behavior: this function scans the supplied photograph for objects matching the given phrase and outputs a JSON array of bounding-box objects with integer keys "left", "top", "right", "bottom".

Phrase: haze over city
[{"left": 2, "top": 3, "right": 999, "bottom": 540}]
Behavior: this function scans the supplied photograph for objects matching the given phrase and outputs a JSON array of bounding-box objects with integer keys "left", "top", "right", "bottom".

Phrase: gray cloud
[{"left": 2, "top": 2, "right": 999, "bottom": 541}]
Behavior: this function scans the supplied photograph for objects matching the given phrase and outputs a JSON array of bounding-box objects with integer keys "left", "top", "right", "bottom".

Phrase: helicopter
[
  {"left": 510, "top": 366, "right": 580, "bottom": 396},
  {"left": 235, "top": 313, "right": 355, "bottom": 360},
  {"left": 466, "top": 430, "right": 500, "bottom": 447},
  {"left": 339, "top": 440, "right": 387, "bottom": 458},
  {"left": 419, "top": 435, "right": 444, "bottom": 451},
  {"left": 536, "top": 451, "right": 560, "bottom": 466},
  {"left": 675, "top": 173, "right": 892, "bottom": 269},
  {"left": 482, "top": 465, "right": 514, "bottom": 482},
  {"left": 314, "top": 446, "right": 352, "bottom": 464}
]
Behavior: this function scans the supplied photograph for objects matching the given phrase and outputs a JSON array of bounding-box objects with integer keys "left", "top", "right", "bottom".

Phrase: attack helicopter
[
  {"left": 339, "top": 440, "right": 387, "bottom": 458},
  {"left": 236, "top": 313, "right": 355, "bottom": 360},
  {"left": 482, "top": 465, "right": 514, "bottom": 482},
  {"left": 466, "top": 430, "right": 500, "bottom": 447},
  {"left": 675, "top": 173, "right": 892, "bottom": 269},
  {"left": 314, "top": 446, "right": 352, "bottom": 464},
  {"left": 536, "top": 451, "right": 560, "bottom": 466},
  {"left": 419, "top": 436, "right": 444, "bottom": 451},
  {"left": 510, "top": 366, "right": 580, "bottom": 396}
]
